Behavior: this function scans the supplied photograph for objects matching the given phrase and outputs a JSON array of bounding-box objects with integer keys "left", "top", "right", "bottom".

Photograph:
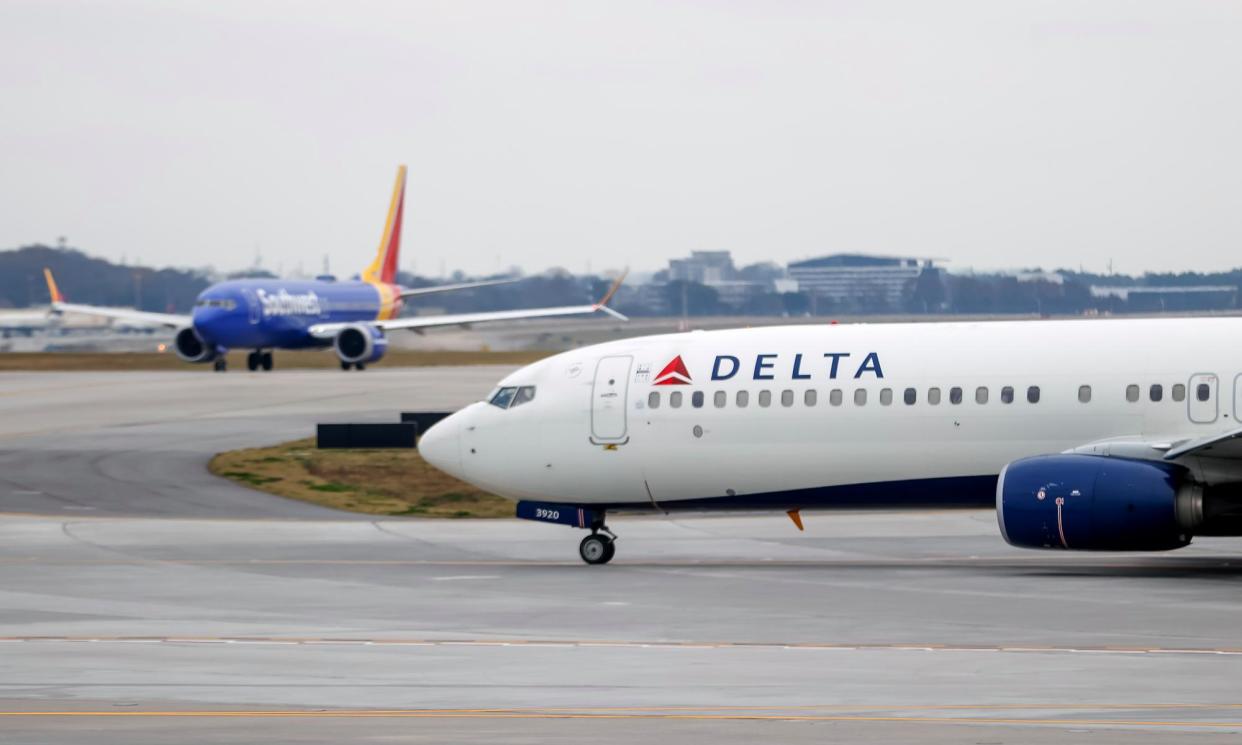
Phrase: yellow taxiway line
[
  {"left": 2, "top": 635, "right": 1242, "bottom": 657},
  {"left": 0, "top": 707, "right": 1241, "bottom": 728}
]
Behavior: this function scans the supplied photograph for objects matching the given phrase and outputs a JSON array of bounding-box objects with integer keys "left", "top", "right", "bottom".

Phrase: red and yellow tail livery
[{"left": 363, "top": 165, "right": 406, "bottom": 287}]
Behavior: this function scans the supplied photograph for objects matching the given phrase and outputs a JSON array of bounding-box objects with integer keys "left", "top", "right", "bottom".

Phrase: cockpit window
[
  {"left": 195, "top": 298, "right": 237, "bottom": 310},
  {"left": 510, "top": 386, "right": 536, "bottom": 408},
  {"left": 489, "top": 387, "right": 518, "bottom": 408},
  {"left": 488, "top": 386, "right": 535, "bottom": 409}
]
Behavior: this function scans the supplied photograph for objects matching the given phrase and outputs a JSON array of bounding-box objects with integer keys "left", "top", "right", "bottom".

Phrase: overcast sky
[{"left": 2, "top": 1, "right": 1241, "bottom": 278}]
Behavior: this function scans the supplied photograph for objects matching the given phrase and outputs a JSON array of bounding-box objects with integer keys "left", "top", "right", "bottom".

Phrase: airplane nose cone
[
  {"left": 419, "top": 414, "right": 462, "bottom": 478},
  {"left": 191, "top": 309, "right": 227, "bottom": 341}
]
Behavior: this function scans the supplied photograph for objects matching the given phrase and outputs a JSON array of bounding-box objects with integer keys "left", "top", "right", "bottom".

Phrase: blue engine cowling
[
  {"left": 997, "top": 454, "right": 1200, "bottom": 551},
  {"left": 333, "top": 324, "right": 388, "bottom": 365},
  {"left": 174, "top": 327, "right": 219, "bottom": 363}
]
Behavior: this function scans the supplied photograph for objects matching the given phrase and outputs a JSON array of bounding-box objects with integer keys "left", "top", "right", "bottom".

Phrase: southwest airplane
[
  {"left": 46, "top": 166, "right": 626, "bottom": 371},
  {"left": 419, "top": 319, "right": 1242, "bottom": 564}
]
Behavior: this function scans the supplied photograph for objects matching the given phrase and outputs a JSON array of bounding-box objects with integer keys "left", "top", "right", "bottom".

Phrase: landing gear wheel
[
  {"left": 261, "top": 352, "right": 273, "bottom": 371},
  {"left": 579, "top": 534, "right": 614, "bottom": 565},
  {"left": 355, "top": 362, "right": 366, "bottom": 371},
  {"left": 213, "top": 357, "right": 227, "bottom": 372},
  {"left": 246, "top": 352, "right": 259, "bottom": 371},
  {"left": 340, "top": 361, "right": 352, "bottom": 371}
]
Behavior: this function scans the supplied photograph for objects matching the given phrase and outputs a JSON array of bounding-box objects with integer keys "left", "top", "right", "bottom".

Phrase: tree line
[{"left": 3, "top": 245, "right": 1240, "bottom": 317}]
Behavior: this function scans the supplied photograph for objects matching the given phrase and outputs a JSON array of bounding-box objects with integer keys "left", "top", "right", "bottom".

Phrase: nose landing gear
[
  {"left": 515, "top": 501, "right": 617, "bottom": 565},
  {"left": 579, "top": 527, "right": 617, "bottom": 565},
  {"left": 247, "top": 351, "right": 274, "bottom": 371}
]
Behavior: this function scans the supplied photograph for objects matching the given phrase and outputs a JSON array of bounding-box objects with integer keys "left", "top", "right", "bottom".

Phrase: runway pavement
[{"left": 3, "top": 369, "right": 1242, "bottom": 743}]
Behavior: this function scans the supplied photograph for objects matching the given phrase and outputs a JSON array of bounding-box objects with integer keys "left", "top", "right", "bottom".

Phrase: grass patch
[
  {"left": 219, "top": 471, "right": 283, "bottom": 486},
  {"left": 307, "top": 482, "right": 352, "bottom": 493},
  {"left": 209, "top": 437, "right": 513, "bottom": 518}
]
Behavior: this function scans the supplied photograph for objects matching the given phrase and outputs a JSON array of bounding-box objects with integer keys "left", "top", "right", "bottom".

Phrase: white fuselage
[{"left": 419, "top": 318, "right": 1242, "bottom": 511}]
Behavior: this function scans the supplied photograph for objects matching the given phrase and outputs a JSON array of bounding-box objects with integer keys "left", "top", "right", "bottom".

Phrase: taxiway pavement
[{"left": 2, "top": 369, "right": 1242, "bottom": 743}]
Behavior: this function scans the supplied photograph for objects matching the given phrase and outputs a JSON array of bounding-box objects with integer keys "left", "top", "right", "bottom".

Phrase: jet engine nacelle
[
  {"left": 997, "top": 454, "right": 1201, "bottom": 551},
  {"left": 174, "top": 327, "right": 219, "bottom": 364},
  {"left": 333, "top": 324, "right": 388, "bottom": 365}
]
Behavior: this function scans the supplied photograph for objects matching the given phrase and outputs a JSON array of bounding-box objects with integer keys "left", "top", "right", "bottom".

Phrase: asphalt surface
[{"left": 3, "top": 369, "right": 1242, "bottom": 744}]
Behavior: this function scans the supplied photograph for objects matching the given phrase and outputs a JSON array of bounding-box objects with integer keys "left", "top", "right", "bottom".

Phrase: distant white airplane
[
  {"left": 0, "top": 308, "right": 52, "bottom": 328},
  {"left": 420, "top": 319, "right": 1242, "bottom": 564}
]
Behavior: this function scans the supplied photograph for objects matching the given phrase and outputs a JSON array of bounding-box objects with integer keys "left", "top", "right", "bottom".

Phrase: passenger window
[
  {"left": 1078, "top": 385, "right": 1091, "bottom": 403},
  {"left": 1027, "top": 386, "right": 1040, "bottom": 404},
  {"left": 879, "top": 388, "right": 893, "bottom": 406},
  {"left": 1126, "top": 384, "right": 1139, "bottom": 403},
  {"left": 975, "top": 386, "right": 988, "bottom": 404},
  {"left": 949, "top": 387, "right": 963, "bottom": 405},
  {"left": 692, "top": 391, "right": 705, "bottom": 408},
  {"left": 1197, "top": 383, "right": 1211, "bottom": 402},
  {"left": 714, "top": 391, "right": 727, "bottom": 408},
  {"left": 1172, "top": 384, "right": 1186, "bottom": 402},
  {"left": 1150, "top": 384, "right": 1163, "bottom": 402},
  {"left": 854, "top": 389, "right": 867, "bottom": 406},
  {"left": 510, "top": 386, "right": 536, "bottom": 408},
  {"left": 804, "top": 389, "right": 817, "bottom": 406},
  {"left": 670, "top": 391, "right": 683, "bottom": 408},
  {"left": 736, "top": 390, "right": 749, "bottom": 408},
  {"left": 489, "top": 387, "right": 517, "bottom": 409},
  {"left": 1000, "top": 386, "right": 1014, "bottom": 404},
  {"left": 829, "top": 389, "right": 843, "bottom": 406},
  {"left": 759, "top": 390, "right": 772, "bottom": 407},
  {"left": 928, "top": 387, "right": 941, "bottom": 405},
  {"left": 903, "top": 387, "right": 917, "bottom": 405},
  {"left": 780, "top": 390, "right": 794, "bottom": 407},
  {"left": 647, "top": 391, "right": 660, "bottom": 409}
]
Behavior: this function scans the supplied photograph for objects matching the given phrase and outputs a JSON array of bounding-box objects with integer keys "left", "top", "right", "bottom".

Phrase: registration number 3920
[{"left": 535, "top": 508, "right": 560, "bottom": 520}]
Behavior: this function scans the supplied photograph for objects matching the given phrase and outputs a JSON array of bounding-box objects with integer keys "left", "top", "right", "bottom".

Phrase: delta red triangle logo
[{"left": 653, "top": 355, "right": 692, "bottom": 385}]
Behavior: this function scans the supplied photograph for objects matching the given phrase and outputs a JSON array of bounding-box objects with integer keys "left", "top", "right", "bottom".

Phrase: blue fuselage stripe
[{"left": 588, "top": 475, "right": 999, "bottom": 512}]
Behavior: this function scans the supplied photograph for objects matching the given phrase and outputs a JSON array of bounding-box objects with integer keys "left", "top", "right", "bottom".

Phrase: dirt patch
[{"left": 208, "top": 438, "right": 513, "bottom": 518}]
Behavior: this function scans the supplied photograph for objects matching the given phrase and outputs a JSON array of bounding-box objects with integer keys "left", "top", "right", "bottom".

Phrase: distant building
[
  {"left": 787, "top": 254, "right": 933, "bottom": 309},
  {"left": 668, "top": 251, "right": 737, "bottom": 284},
  {"left": 706, "top": 280, "right": 764, "bottom": 309},
  {"left": 1012, "top": 270, "right": 1066, "bottom": 285},
  {"left": 663, "top": 251, "right": 784, "bottom": 311},
  {"left": 1089, "top": 285, "right": 1237, "bottom": 312}
]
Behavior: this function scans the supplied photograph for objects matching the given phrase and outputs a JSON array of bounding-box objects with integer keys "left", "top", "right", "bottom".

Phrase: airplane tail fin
[
  {"left": 43, "top": 268, "right": 65, "bottom": 304},
  {"left": 362, "top": 165, "right": 407, "bottom": 285}
]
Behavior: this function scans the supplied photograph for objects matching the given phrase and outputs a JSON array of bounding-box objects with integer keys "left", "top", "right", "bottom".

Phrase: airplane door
[
  {"left": 1234, "top": 374, "right": 1242, "bottom": 421},
  {"left": 591, "top": 356, "right": 631, "bottom": 443},
  {"left": 245, "top": 290, "right": 261, "bottom": 324},
  {"left": 1189, "top": 373, "right": 1218, "bottom": 424}
]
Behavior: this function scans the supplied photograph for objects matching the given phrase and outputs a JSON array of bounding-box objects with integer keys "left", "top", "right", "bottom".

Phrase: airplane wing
[
  {"left": 1065, "top": 426, "right": 1242, "bottom": 462},
  {"left": 44, "top": 267, "right": 189, "bottom": 328},
  {"left": 1162, "top": 426, "right": 1242, "bottom": 461},
  {"left": 309, "top": 272, "right": 628, "bottom": 338},
  {"left": 396, "top": 277, "right": 520, "bottom": 299},
  {"left": 50, "top": 301, "right": 189, "bottom": 329}
]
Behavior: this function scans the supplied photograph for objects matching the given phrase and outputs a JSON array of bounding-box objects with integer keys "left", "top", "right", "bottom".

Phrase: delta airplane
[
  {"left": 419, "top": 318, "right": 1242, "bottom": 564},
  {"left": 47, "top": 166, "right": 626, "bottom": 371}
]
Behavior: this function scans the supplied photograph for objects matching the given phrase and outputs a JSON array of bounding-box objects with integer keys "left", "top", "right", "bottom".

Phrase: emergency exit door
[
  {"left": 1189, "top": 373, "right": 1218, "bottom": 424},
  {"left": 591, "top": 356, "right": 632, "bottom": 442}
]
